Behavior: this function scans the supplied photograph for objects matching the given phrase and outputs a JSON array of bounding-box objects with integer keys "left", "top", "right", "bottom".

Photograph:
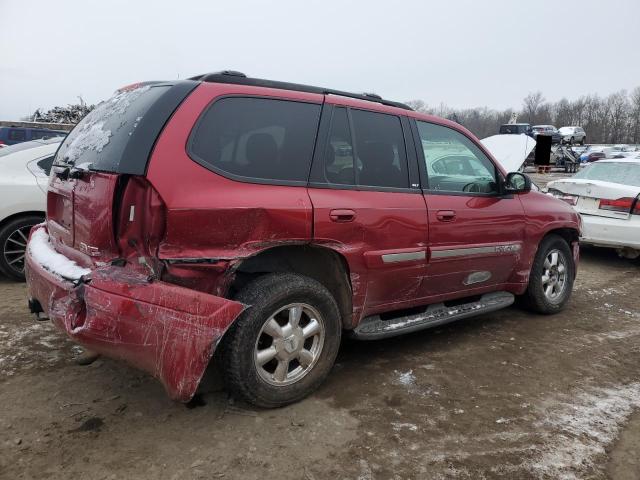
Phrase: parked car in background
[
  {"left": 547, "top": 159, "right": 640, "bottom": 259},
  {"left": 25, "top": 73, "right": 580, "bottom": 408},
  {"left": 531, "top": 125, "right": 562, "bottom": 144},
  {"left": 499, "top": 123, "right": 531, "bottom": 135},
  {"left": 0, "top": 137, "right": 61, "bottom": 280},
  {"left": 558, "top": 126, "right": 586, "bottom": 145},
  {"left": 580, "top": 147, "right": 607, "bottom": 163},
  {"left": 0, "top": 126, "right": 66, "bottom": 146}
]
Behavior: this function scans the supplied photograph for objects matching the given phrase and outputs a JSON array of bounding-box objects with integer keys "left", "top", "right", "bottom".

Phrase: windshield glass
[
  {"left": 54, "top": 83, "right": 169, "bottom": 171},
  {"left": 0, "top": 137, "right": 62, "bottom": 158},
  {"left": 572, "top": 162, "right": 640, "bottom": 187}
]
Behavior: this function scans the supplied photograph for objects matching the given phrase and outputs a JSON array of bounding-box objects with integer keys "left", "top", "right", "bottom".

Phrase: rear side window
[
  {"left": 54, "top": 84, "right": 170, "bottom": 171},
  {"left": 318, "top": 107, "right": 408, "bottom": 189},
  {"left": 9, "top": 129, "right": 26, "bottom": 141},
  {"left": 37, "top": 155, "right": 55, "bottom": 175},
  {"left": 189, "top": 97, "right": 321, "bottom": 183}
]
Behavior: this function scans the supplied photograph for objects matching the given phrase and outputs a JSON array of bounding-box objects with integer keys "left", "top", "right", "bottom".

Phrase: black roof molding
[{"left": 188, "top": 71, "right": 413, "bottom": 111}]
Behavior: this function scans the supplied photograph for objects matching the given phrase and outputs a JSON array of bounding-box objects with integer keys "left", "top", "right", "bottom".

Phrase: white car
[
  {"left": 547, "top": 159, "right": 640, "bottom": 258},
  {"left": 558, "top": 126, "right": 587, "bottom": 145},
  {"left": 0, "top": 138, "right": 62, "bottom": 280}
]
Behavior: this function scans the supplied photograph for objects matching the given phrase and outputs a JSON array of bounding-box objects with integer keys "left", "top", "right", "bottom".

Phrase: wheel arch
[
  {"left": 0, "top": 210, "right": 45, "bottom": 232},
  {"left": 230, "top": 244, "right": 353, "bottom": 329}
]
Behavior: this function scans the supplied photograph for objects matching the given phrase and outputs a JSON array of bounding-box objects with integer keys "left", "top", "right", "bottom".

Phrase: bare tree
[{"left": 523, "top": 91, "right": 545, "bottom": 123}]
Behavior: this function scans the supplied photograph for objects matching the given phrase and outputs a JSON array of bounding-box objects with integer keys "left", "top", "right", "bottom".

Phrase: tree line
[{"left": 406, "top": 87, "right": 640, "bottom": 144}]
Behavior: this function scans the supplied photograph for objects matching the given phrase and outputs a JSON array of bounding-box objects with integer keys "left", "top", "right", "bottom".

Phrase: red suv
[{"left": 26, "top": 71, "right": 581, "bottom": 407}]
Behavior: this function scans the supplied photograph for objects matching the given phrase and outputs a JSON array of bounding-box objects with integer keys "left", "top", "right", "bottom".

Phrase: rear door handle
[
  {"left": 330, "top": 209, "right": 356, "bottom": 223},
  {"left": 436, "top": 210, "right": 456, "bottom": 222}
]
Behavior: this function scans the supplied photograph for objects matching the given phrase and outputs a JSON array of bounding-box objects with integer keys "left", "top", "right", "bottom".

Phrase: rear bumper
[
  {"left": 580, "top": 214, "right": 640, "bottom": 250},
  {"left": 25, "top": 227, "right": 244, "bottom": 402}
]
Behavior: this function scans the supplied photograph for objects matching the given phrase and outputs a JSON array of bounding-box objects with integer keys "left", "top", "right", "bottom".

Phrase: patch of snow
[
  {"left": 28, "top": 228, "right": 90, "bottom": 280},
  {"left": 391, "top": 422, "right": 418, "bottom": 432},
  {"left": 63, "top": 121, "right": 111, "bottom": 164},
  {"left": 59, "top": 85, "right": 150, "bottom": 164},
  {"left": 495, "top": 417, "right": 510, "bottom": 424},
  {"left": 396, "top": 369, "right": 416, "bottom": 386},
  {"left": 529, "top": 382, "right": 640, "bottom": 479},
  {"left": 73, "top": 162, "right": 93, "bottom": 171}
]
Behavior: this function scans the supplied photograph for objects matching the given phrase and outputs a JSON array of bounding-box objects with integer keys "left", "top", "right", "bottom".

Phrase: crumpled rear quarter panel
[{"left": 29, "top": 260, "right": 244, "bottom": 402}]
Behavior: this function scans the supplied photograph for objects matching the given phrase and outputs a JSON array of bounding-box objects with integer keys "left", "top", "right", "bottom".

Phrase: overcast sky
[{"left": 1, "top": 0, "right": 639, "bottom": 119}]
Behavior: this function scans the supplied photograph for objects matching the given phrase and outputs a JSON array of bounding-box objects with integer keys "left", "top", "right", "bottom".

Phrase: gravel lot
[{"left": 1, "top": 171, "right": 639, "bottom": 479}]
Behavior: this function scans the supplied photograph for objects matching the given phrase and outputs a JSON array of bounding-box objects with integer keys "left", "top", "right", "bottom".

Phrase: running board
[{"left": 352, "top": 291, "right": 515, "bottom": 340}]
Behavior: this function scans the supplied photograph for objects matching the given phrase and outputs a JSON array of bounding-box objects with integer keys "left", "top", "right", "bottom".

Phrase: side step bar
[{"left": 352, "top": 291, "right": 515, "bottom": 340}]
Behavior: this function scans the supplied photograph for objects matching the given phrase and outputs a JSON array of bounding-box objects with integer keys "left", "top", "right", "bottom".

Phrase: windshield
[
  {"left": 559, "top": 127, "right": 573, "bottom": 134},
  {"left": 0, "top": 137, "right": 62, "bottom": 158},
  {"left": 54, "top": 83, "right": 169, "bottom": 171},
  {"left": 572, "top": 162, "right": 640, "bottom": 187}
]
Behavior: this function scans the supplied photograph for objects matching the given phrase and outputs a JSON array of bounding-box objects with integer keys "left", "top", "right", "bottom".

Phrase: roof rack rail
[{"left": 188, "top": 71, "right": 412, "bottom": 111}]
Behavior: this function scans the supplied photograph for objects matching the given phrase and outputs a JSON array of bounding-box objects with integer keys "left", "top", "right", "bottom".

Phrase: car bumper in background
[
  {"left": 580, "top": 214, "right": 640, "bottom": 250},
  {"left": 25, "top": 227, "right": 245, "bottom": 402}
]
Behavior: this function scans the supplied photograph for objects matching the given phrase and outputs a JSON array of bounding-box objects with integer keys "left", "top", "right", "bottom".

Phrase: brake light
[
  {"left": 599, "top": 197, "right": 634, "bottom": 213},
  {"left": 115, "top": 176, "right": 166, "bottom": 259}
]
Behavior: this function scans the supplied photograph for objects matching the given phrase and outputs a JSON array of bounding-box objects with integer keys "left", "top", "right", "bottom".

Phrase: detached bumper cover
[{"left": 25, "top": 229, "right": 244, "bottom": 402}]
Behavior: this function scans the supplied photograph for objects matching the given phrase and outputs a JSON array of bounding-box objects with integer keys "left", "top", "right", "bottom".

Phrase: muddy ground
[{"left": 2, "top": 173, "right": 640, "bottom": 479}]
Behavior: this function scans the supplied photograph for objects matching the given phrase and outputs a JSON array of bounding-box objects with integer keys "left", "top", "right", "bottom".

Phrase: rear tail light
[
  {"left": 599, "top": 197, "right": 634, "bottom": 213},
  {"left": 115, "top": 176, "right": 166, "bottom": 259}
]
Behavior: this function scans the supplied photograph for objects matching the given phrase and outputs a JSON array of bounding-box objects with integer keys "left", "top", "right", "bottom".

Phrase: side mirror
[{"left": 504, "top": 172, "right": 532, "bottom": 193}]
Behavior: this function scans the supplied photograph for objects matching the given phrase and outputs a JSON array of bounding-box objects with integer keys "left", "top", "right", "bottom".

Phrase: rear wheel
[
  {"left": 580, "top": 137, "right": 586, "bottom": 145},
  {"left": 221, "top": 273, "right": 341, "bottom": 408},
  {"left": 521, "top": 234, "right": 574, "bottom": 314},
  {"left": 0, "top": 215, "right": 43, "bottom": 281}
]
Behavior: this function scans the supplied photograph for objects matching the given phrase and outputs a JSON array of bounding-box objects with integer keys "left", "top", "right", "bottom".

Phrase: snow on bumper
[{"left": 25, "top": 227, "right": 245, "bottom": 402}]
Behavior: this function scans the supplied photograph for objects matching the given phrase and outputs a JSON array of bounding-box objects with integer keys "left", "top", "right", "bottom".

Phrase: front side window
[
  {"left": 416, "top": 121, "right": 498, "bottom": 194},
  {"left": 190, "top": 97, "right": 321, "bottom": 183}
]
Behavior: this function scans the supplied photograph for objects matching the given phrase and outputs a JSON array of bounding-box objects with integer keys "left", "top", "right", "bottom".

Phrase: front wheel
[
  {"left": 221, "top": 273, "right": 341, "bottom": 408},
  {"left": 521, "top": 234, "right": 575, "bottom": 314}
]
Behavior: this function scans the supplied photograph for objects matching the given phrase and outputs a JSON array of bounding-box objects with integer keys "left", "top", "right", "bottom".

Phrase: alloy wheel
[
  {"left": 3, "top": 225, "right": 31, "bottom": 276},
  {"left": 541, "top": 249, "right": 568, "bottom": 303},
  {"left": 254, "top": 303, "right": 325, "bottom": 386}
]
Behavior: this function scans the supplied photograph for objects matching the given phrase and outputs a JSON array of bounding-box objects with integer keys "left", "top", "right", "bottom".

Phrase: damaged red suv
[{"left": 26, "top": 71, "right": 581, "bottom": 407}]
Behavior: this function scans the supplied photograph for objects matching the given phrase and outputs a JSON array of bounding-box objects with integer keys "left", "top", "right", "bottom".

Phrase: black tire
[
  {"left": 570, "top": 136, "right": 575, "bottom": 145},
  {"left": 580, "top": 137, "right": 586, "bottom": 145},
  {"left": 0, "top": 215, "right": 43, "bottom": 281},
  {"left": 221, "top": 273, "right": 342, "bottom": 408},
  {"left": 521, "top": 234, "right": 575, "bottom": 314}
]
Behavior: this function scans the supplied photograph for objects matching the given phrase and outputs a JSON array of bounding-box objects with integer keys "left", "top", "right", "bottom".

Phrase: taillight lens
[{"left": 599, "top": 197, "right": 634, "bottom": 213}]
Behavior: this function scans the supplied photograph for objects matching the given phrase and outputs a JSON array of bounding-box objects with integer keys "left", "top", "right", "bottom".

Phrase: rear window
[
  {"left": 572, "top": 162, "right": 640, "bottom": 187},
  {"left": 499, "top": 125, "right": 526, "bottom": 134},
  {"left": 54, "top": 84, "right": 170, "bottom": 171},
  {"left": 189, "top": 97, "right": 321, "bottom": 184}
]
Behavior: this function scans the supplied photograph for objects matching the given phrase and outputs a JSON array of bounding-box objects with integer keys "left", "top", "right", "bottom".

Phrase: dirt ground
[{"left": 2, "top": 173, "right": 640, "bottom": 479}]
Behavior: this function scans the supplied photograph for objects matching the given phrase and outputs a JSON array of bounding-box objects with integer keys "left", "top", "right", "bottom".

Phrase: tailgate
[{"left": 45, "top": 83, "right": 182, "bottom": 264}]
